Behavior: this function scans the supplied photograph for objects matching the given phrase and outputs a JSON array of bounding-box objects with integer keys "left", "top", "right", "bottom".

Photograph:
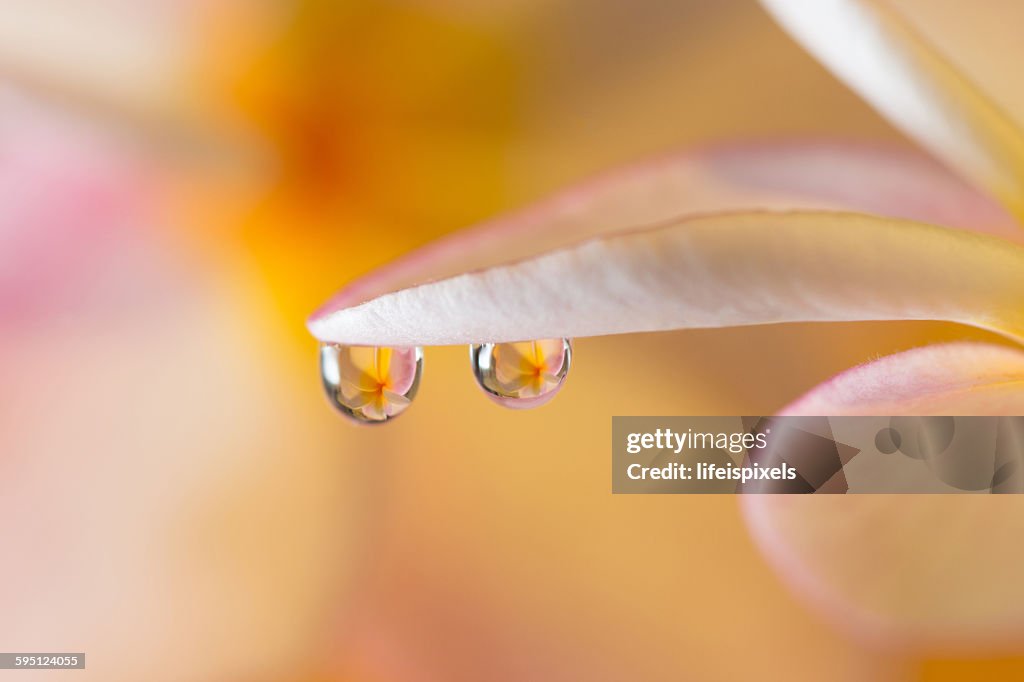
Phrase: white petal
[{"left": 309, "top": 210, "right": 1024, "bottom": 346}]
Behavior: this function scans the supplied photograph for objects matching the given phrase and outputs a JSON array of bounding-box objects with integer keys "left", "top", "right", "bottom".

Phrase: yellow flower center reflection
[
  {"left": 327, "top": 345, "right": 422, "bottom": 422},
  {"left": 470, "top": 338, "right": 571, "bottom": 409},
  {"left": 494, "top": 340, "right": 566, "bottom": 398}
]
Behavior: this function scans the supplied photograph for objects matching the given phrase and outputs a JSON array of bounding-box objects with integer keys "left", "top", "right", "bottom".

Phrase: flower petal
[
  {"left": 338, "top": 386, "right": 373, "bottom": 408},
  {"left": 536, "top": 339, "right": 566, "bottom": 375},
  {"left": 758, "top": 0, "right": 1024, "bottom": 222},
  {"left": 360, "top": 398, "right": 388, "bottom": 422},
  {"left": 743, "top": 343, "right": 1024, "bottom": 650},
  {"left": 781, "top": 341, "right": 1024, "bottom": 415},
  {"left": 338, "top": 346, "right": 382, "bottom": 391},
  {"left": 310, "top": 141, "right": 1018, "bottom": 329},
  {"left": 384, "top": 347, "right": 420, "bottom": 396},
  {"left": 309, "top": 210, "right": 1024, "bottom": 346},
  {"left": 884, "top": 0, "right": 1024, "bottom": 131},
  {"left": 382, "top": 390, "right": 411, "bottom": 414}
]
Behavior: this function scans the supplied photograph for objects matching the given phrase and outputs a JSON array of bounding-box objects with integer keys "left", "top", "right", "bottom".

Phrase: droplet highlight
[
  {"left": 470, "top": 338, "right": 572, "bottom": 409},
  {"left": 320, "top": 343, "right": 423, "bottom": 424}
]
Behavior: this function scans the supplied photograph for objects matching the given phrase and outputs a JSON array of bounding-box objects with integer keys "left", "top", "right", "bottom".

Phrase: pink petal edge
[{"left": 744, "top": 342, "right": 1024, "bottom": 652}]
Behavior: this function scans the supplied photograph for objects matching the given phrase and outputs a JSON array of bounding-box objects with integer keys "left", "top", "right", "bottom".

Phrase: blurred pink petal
[
  {"left": 0, "top": 90, "right": 157, "bottom": 323},
  {"left": 0, "top": 91, "right": 360, "bottom": 680},
  {"left": 743, "top": 342, "right": 1024, "bottom": 651}
]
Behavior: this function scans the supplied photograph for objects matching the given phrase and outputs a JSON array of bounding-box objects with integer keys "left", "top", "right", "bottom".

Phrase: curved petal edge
[
  {"left": 309, "top": 210, "right": 1024, "bottom": 347},
  {"left": 744, "top": 343, "right": 1024, "bottom": 651}
]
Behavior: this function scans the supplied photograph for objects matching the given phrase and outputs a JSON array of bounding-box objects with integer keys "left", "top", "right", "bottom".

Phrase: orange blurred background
[{"left": 0, "top": 1, "right": 1019, "bottom": 680}]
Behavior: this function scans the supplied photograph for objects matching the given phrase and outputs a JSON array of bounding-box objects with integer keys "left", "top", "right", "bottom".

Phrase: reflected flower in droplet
[
  {"left": 471, "top": 339, "right": 571, "bottom": 409},
  {"left": 321, "top": 344, "right": 422, "bottom": 423}
]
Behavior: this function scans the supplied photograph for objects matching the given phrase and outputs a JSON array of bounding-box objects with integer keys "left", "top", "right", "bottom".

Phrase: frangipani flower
[
  {"left": 308, "top": 0, "right": 1024, "bottom": 650},
  {"left": 494, "top": 340, "right": 566, "bottom": 398},
  {"left": 470, "top": 338, "right": 572, "bottom": 408},
  {"left": 332, "top": 345, "right": 421, "bottom": 422}
]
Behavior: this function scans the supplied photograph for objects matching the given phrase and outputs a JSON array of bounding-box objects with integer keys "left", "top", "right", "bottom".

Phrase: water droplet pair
[{"left": 320, "top": 339, "right": 572, "bottom": 424}]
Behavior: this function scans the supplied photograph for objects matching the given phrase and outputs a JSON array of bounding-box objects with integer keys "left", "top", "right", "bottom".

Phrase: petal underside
[
  {"left": 309, "top": 210, "right": 1024, "bottom": 347},
  {"left": 308, "top": 142, "right": 1023, "bottom": 346}
]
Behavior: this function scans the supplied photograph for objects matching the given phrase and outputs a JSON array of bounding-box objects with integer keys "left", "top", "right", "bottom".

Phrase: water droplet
[
  {"left": 320, "top": 343, "right": 423, "bottom": 424},
  {"left": 470, "top": 339, "right": 572, "bottom": 409}
]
